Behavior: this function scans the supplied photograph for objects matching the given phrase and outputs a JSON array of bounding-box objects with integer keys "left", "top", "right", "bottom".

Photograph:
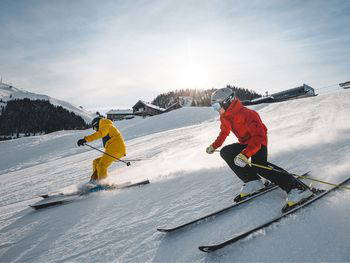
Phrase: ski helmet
[
  {"left": 211, "top": 87, "right": 236, "bottom": 110},
  {"left": 91, "top": 116, "right": 102, "bottom": 131}
]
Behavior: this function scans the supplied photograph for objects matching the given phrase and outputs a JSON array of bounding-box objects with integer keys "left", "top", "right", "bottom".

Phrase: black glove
[{"left": 77, "top": 138, "right": 87, "bottom": 146}]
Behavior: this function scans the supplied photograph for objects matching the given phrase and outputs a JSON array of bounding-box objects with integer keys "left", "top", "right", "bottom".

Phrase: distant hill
[
  {"left": 0, "top": 83, "right": 94, "bottom": 123},
  {"left": 151, "top": 86, "right": 261, "bottom": 109},
  {"left": 0, "top": 98, "right": 88, "bottom": 140},
  {"left": 0, "top": 82, "right": 94, "bottom": 140}
]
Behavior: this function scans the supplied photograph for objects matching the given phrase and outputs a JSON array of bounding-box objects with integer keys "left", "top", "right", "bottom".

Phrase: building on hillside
[
  {"left": 106, "top": 109, "right": 134, "bottom": 121},
  {"left": 270, "top": 84, "right": 316, "bottom": 102},
  {"left": 243, "top": 84, "right": 316, "bottom": 106},
  {"left": 339, "top": 81, "right": 350, "bottom": 89},
  {"left": 132, "top": 100, "right": 165, "bottom": 117},
  {"left": 243, "top": 96, "right": 274, "bottom": 106}
]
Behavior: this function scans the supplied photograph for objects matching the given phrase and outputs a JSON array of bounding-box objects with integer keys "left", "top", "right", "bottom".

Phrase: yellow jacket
[{"left": 84, "top": 118, "right": 126, "bottom": 155}]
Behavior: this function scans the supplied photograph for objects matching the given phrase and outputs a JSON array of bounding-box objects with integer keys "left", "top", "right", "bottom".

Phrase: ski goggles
[{"left": 212, "top": 102, "right": 222, "bottom": 112}]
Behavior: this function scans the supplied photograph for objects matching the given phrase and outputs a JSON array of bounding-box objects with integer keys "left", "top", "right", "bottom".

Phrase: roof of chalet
[
  {"left": 270, "top": 84, "right": 314, "bottom": 98},
  {"left": 133, "top": 100, "right": 165, "bottom": 111},
  {"left": 251, "top": 96, "right": 274, "bottom": 102},
  {"left": 107, "top": 109, "right": 133, "bottom": 115}
]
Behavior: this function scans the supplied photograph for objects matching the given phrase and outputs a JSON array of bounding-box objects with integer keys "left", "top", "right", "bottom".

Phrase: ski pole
[
  {"left": 214, "top": 150, "right": 310, "bottom": 189},
  {"left": 214, "top": 150, "right": 349, "bottom": 190},
  {"left": 250, "top": 162, "right": 312, "bottom": 190},
  {"left": 85, "top": 143, "right": 131, "bottom": 166},
  {"left": 213, "top": 150, "right": 305, "bottom": 179},
  {"left": 250, "top": 162, "right": 350, "bottom": 191},
  {"left": 122, "top": 158, "right": 147, "bottom": 162},
  {"left": 297, "top": 175, "right": 350, "bottom": 190}
]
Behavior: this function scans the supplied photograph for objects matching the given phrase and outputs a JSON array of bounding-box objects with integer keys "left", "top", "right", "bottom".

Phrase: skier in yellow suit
[{"left": 77, "top": 116, "right": 126, "bottom": 183}]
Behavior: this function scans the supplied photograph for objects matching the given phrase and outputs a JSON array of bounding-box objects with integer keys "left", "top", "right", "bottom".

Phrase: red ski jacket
[{"left": 212, "top": 99, "right": 268, "bottom": 158}]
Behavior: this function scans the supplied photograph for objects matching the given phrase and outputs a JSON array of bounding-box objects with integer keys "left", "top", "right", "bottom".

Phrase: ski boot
[
  {"left": 282, "top": 187, "right": 314, "bottom": 213},
  {"left": 234, "top": 179, "right": 266, "bottom": 202}
]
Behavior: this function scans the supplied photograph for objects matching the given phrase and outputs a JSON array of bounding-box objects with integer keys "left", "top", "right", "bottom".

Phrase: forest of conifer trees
[
  {"left": 151, "top": 85, "right": 261, "bottom": 109},
  {"left": 0, "top": 99, "right": 88, "bottom": 140}
]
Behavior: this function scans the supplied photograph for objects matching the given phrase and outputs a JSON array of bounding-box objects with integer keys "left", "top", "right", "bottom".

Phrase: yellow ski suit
[{"left": 84, "top": 118, "right": 126, "bottom": 180}]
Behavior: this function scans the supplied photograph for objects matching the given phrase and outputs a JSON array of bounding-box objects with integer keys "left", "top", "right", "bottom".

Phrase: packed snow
[{"left": 1, "top": 90, "right": 350, "bottom": 262}]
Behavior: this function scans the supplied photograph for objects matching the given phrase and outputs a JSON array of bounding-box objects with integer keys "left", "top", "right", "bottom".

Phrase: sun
[{"left": 170, "top": 41, "right": 215, "bottom": 89}]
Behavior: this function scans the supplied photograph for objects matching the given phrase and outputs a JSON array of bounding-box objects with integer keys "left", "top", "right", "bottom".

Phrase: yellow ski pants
[{"left": 92, "top": 142, "right": 126, "bottom": 180}]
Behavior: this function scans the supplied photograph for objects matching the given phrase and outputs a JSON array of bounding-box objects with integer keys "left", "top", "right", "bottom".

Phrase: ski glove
[
  {"left": 77, "top": 138, "right": 87, "bottom": 146},
  {"left": 234, "top": 153, "right": 250, "bottom": 167},
  {"left": 206, "top": 145, "right": 215, "bottom": 154}
]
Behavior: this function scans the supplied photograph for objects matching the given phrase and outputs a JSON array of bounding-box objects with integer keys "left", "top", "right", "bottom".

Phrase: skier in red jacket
[{"left": 206, "top": 87, "right": 313, "bottom": 209}]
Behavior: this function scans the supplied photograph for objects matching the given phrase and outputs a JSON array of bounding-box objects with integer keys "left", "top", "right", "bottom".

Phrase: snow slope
[
  {"left": 0, "top": 107, "right": 218, "bottom": 175},
  {"left": 0, "top": 90, "right": 350, "bottom": 262},
  {"left": 0, "top": 83, "right": 94, "bottom": 123}
]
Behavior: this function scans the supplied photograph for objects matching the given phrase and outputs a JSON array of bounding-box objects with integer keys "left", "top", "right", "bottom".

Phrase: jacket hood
[
  {"left": 99, "top": 118, "right": 113, "bottom": 128},
  {"left": 224, "top": 98, "right": 244, "bottom": 115}
]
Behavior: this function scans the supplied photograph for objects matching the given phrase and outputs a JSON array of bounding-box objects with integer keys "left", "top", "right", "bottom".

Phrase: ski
[
  {"left": 157, "top": 172, "right": 310, "bottom": 233},
  {"left": 157, "top": 183, "right": 278, "bottom": 232},
  {"left": 30, "top": 179, "right": 150, "bottom": 210},
  {"left": 198, "top": 175, "right": 350, "bottom": 253},
  {"left": 30, "top": 194, "right": 80, "bottom": 210},
  {"left": 87, "top": 179, "right": 150, "bottom": 193}
]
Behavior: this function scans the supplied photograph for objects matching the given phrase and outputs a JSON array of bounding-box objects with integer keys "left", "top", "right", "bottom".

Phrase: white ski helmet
[{"left": 211, "top": 87, "right": 236, "bottom": 110}]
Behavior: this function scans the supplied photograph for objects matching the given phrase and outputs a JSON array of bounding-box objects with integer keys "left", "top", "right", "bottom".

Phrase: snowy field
[{"left": 1, "top": 90, "right": 350, "bottom": 262}]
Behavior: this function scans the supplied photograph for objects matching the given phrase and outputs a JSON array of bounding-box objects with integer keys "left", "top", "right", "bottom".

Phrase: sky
[{"left": 0, "top": 0, "right": 349, "bottom": 110}]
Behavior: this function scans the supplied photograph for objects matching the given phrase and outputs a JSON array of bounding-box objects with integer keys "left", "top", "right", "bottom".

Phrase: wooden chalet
[
  {"left": 132, "top": 100, "right": 165, "bottom": 117},
  {"left": 106, "top": 109, "right": 134, "bottom": 121},
  {"left": 244, "top": 84, "right": 317, "bottom": 106},
  {"left": 270, "top": 84, "right": 316, "bottom": 102}
]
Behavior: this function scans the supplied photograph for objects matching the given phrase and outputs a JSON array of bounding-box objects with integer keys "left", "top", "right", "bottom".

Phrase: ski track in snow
[{"left": 1, "top": 91, "right": 350, "bottom": 262}]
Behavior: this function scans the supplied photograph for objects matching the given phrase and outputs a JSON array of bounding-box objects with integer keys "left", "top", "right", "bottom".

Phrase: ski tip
[
  {"left": 121, "top": 179, "right": 150, "bottom": 189},
  {"left": 29, "top": 204, "right": 44, "bottom": 210},
  {"left": 30, "top": 200, "right": 66, "bottom": 210},
  {"left": 198, "top": 246, "right": 215, "bottom": 253},
  {"left": 128, "top": 179, "right": 150, "bottom": 186},
  {"left": 156, "top": 228, "right": 170, "bottom": 232}
]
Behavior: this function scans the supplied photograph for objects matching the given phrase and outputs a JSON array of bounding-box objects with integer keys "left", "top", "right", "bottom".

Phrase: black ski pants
[{"left": 220, "top": 143, "right": 299, "bottom": 193}]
